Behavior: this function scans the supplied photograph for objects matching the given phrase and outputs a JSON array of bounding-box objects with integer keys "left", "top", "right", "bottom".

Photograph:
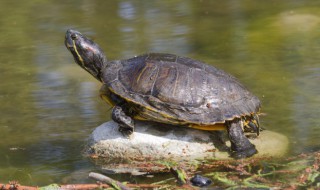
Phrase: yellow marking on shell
[
  {"left": 72, "top": 40, "right": 85, "bottom": 67},
  {"left": 99, "top": 84, "right": 116, "bottom": 106},
  {"left": 136, "top": 65, "right": 148, "bottom": 84},
  {"left": 189, "top": 123, "right": 227, "bottom": 131},
  {"left": 100, "top": 94, "right": 115, "bottom": 107},
  {"left": 133, "top": 115, "right": 148, "bottom": 120},
  {"left": 172, "top": 68, "right": 178, "bottom": 97}
]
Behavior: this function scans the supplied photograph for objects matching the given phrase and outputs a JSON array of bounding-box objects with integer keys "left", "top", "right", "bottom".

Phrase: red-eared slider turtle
[{"left": 65, "top": 29, "right": 261, "bottom": 158}]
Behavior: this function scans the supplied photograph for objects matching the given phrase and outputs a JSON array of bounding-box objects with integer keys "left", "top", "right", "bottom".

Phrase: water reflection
[
  {"left": 293, "top": 67, "right": 320, "bottom": 153},
  {"left": 143, "top": 1, "right": 191, "bottom": 54},
  {"left": 118, "top": 1, "right": 136, "bottom": 20},
  {"left": 117, "top": 1, "right": 192, "bottom": 57}
]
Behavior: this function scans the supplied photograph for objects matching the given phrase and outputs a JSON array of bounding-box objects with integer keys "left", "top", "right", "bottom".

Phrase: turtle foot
[
  {"left": 230, "top": 144, "right": 257, "bottom": 159},
  {"left": 112, "top": 105, "right": 135, "bottom": 138},
  {"left": 118, "top": 126, "right": 134, "bottom": 138}
]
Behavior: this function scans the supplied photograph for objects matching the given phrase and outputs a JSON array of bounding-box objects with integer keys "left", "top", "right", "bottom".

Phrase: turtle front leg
[
  {"left": 226, "top": 118, "right": 257, "bottom": 159},
  {"left": 112, "top": 106, "right": 134, "bottom": 137}
]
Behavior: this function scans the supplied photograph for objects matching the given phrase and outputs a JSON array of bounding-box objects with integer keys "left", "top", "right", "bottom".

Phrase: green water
[{"left": 0, "top": 0, "right": 319, "bottom": 185}]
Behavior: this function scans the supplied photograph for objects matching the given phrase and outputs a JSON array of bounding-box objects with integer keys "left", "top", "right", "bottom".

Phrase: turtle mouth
[{"left": 65, "top": 39, "right": 74, "bottom": 50}]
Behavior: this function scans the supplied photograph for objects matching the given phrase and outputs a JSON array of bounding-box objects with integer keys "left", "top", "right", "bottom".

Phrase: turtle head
[{"left": 65, "top": 29, "right": 106, "bottom": 81}]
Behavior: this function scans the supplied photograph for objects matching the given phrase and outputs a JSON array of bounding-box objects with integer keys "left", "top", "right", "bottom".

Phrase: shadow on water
[{"left": 0, "top": 0, "right": 319, "bottom": 186}]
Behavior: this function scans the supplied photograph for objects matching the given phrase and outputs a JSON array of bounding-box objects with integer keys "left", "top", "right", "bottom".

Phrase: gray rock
[{"left": 87, "top": 121, "right": 288, "bottom": 162}]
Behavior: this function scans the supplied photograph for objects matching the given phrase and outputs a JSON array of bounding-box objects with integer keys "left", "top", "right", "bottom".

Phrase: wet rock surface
[{"left": 87, "top": 121, "right": 288, "bottom": 163}]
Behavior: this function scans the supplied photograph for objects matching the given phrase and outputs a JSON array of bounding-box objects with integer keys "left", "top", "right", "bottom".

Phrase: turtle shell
[{"left": 101, "top": 53, "right": 260, "bottom": 125}]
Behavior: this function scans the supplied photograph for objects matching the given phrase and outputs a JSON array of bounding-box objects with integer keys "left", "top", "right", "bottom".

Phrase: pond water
[{"left": 0, "top": 0, "right": 319, "bottom": 186}]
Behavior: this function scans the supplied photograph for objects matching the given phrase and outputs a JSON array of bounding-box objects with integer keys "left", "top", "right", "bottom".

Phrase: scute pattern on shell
[{"left": 101, "top": 53, "right": 260, "bottom": 125}]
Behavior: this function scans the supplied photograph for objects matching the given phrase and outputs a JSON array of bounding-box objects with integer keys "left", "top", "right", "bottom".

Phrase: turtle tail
[{"left": 243, "top": 114, "right": 261, "bottom": 136}]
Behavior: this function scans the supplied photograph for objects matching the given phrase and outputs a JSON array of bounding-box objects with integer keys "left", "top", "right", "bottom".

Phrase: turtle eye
[{"left": 71, "top": 33, "right": 78, "bottom": 40}]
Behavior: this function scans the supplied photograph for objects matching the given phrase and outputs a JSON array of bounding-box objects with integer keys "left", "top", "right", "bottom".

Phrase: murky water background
[{"left": 0, "top": 0, "right": 319, "bottom": 185}]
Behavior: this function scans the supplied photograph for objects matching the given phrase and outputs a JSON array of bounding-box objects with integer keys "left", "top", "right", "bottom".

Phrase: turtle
[{"left": 65, "top": 29, "right": 261, "bottom": 158}]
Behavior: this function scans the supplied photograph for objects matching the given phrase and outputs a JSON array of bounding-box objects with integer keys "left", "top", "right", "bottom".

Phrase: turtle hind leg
[
  {"left": 112, "top": 105, "right": 134, "bottom": 137},
  {"left": 226, "top": 118, "right": 257, "bottom": 159}
]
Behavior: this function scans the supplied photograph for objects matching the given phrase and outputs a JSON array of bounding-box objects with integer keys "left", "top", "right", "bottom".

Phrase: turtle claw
[{"left": 118, "top": 126, "right": 134, "bottom": 137}]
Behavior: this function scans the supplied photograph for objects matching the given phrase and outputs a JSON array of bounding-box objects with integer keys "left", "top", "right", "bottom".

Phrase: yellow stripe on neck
[{"left": 72, "top": 40, "right": 85, "bottom": 67}]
